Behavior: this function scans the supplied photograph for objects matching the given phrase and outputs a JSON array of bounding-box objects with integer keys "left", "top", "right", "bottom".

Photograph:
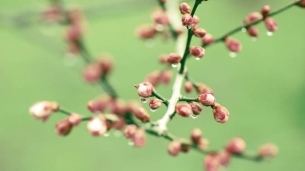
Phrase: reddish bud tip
[
  {"left": 212, "top": 103, "right": 230, "bottom": 123},
  {"left": 133, "top": 107, "right": 151, "bottom": 123},
  {"left": 184, "top": 81, "right": 194, "bottom": 93},
  {"left": 196, "top": 83, "right": 214, "bottom": 95},
  {"left": 132, "top": 129, "right": 146, "bottom": 147},
  {"left": 258, "top": 143, "right": 278, "bottom": 158},
  {"left": 181, "top": 14, "right": 193, "bottom": 26},
  {"left": 193, "top": 28, "right": 206, "bottom": 38},
  {"left": 124, "top": 124, "right": 138, "bottom": 139},
  {"left": 188, "top": 102, "right": 202, "bottom": 115},
  {"left": 202, "top": 33, "right": 214, "bottom": 45},
  {"left": 189, "top": 46, "right": 205, "bottom": 58},
  {"left": 55, "top": 118, "right": 73, "bottom": 136},
  {"left": 247, "top": 26, "right": 259, "bottom": 38},
  {"left": 244, "top": 12, "right": 263, "bottom": 25},
  {"left": 204, "top": 154, "right": 220, "bottom": 171},
  {"left": 191, "top": 128, "right": 202, "bottom": 144},
  {"left": 176, "top": 103, "right": 192, "bottom": 117},
  {"left": 168, "top": 141, "right": 182, "bottom": 156},
  {"left": 198, "top": 93, "right": 216, "bottom": 106},
  {"left": 224, "top": 37, "right": 242, "bottom": 53},
  {"left": 261, "top": 5, "right": 271, "bottom": 17},
  {"left": 264, "top": 17, "right": 278, "bottom": 32},
  {"left": 179, "top": 2, "right": 191, "bottom": 14},
  {"left": 135, "top": 82, "right": 154, "bottom": 98},
  {"left": 149, "top": 99, "right": 162, "bottom": 110},
  {"left": 226, "top": 137, "right": 246, "bottom": 154},
  {"left": 167, "top": 53, "right": 181, "bottom": 64},
  {"left": 68, "top": 113, "right": 82, "bottom": 126},
  {"left": 82, "top": 63, "right": 102, "bottom": 83}
]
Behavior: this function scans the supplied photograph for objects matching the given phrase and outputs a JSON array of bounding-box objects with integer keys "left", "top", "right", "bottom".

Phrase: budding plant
[{"left": 30, "top": 0, "right": 305, "bottom": 170}]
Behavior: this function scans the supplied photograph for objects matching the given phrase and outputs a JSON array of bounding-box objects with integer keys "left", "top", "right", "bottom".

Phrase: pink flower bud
[
  {"left": 168, "top": 141, "right": 181, "bottom": 156},
  {"left": 264, "top": 17, "right": 278, "bottom": 32},
  {"left": 133, "top": 107, "right": 151, "bottom": 123},
  {"left": 55, "top": 118, "right": 73, "bottom": 136},
  {"left": 226, "top": 137, "right": 246, "bottom": 154},
  {"left": 192, "top": 15, "right": 200, "bottom": 27},
  {"left": 243, "top": 12, "right": 263, "bottom": 25},
  {"left": 224, "top": 37, "right": 242, "bottom": 53},
  {"left": 198, "top": 93, "right": 215, "bottom": 106},
  {"left": 145, "top": 70, "right": 160, "bottom": 86},
  {"left": 218, "top": 150, "right": 231, "bottom": 167},
  {"left": 247, "top": 26, "right": 259, "bottom": 38},
  {"left": 261, "top": 5, "right": 271, "bottom": 17},
  {"left": 181, "top": 14, "right": 193, "bottom": 27},
  {"left": 65, "top": 25, "right": 82, "bottom": 42},
  {"left": 160, "top": 69, "right": 172, "bottom": 85},
  {"left": 87, "top": 96, "right": 110, "bottom": 113},
  {"left": 167, "top": 53, "right": 181, "bottom": 64},
  {"left": 202, "top": 33, "right": 214, "bottom": 45},
  {"left": 196, "top": 83, "right": 214, "bottom": 95},
  {"left": 124, "top": 124, "right": 138, "bottom": 138},
  {"left": 135, "top": 82, "right": 154, "bottom": 98},
  {"left": 29, "top": 101, "right": 59, "bottom": 121},
  {"left": 189, "top": 46, "right": 205, "bottom": 58},
  {"left": 188, "top": 102, "right": 202, "bottom": 115},
  {"left": 176, "top": 103, "right": 192, "bottom": 117},
  {"left": 68, "top": 113, "right": 82, "bottom": 126},
  {"left": 158, "top": 54, "right": 168, "bottom": 64},
  {"left": 87, "top": 116, "right": 108, "bottom": 136},
  {"left": 258, "top": 143, "right": 278, "bottom": 158},
  {"left": 132, "top": 129, "right": 146, "bottom": 147},
  {"left": 136, "top": 25, "right": 157, "bottom": 39},
  {"left": 109, "top": 99, "right": 127, "bottom": 115},
  {"left": 82, "top": 63, "right": 102, "bottom": 83},
  {"left": 204, "top": 154, "right": 220, "bottom": 171},
  {"left": 213, "top": 103, "right": 230, "bottom": 123},
  {"left": 193, "top": 28, "right": 206, "bottom": 38},
  {"left": 191, "top": 128, "right": 202, "bottom": 144},
  {"left": 96, "top": 55, "right": 113, "bottom": 75},
  {"left": 197, "top": 138, "right": 209, "bottom": 150},
  {"left": 149, "top": 99, "right": 162, "bottom": 110},
  {"left": 179, "top": 2, "right": 191, "bottom": 14},
  {"left": 184, "top": 81, "right": 193, "bottom": 93},
  {"left": 151, "top": 9, "right": 169, "bottom": 25},
  {"left": 126, "top": 100, "right": 142, "bottom": 113}
]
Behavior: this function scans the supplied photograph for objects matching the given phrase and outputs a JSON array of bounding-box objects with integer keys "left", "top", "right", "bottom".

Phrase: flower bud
[
  {"left": 68, "top": 113, "right": 82, "bottom": 126},
  {"left": 135, "top": 82, "right": 154, "bottom": 98},
  {"left": 109, "top": 99, "right": 127, "bottom": 115},
  {"left": 189, "top": 46, "right": 205, "bottom": 58},
  {"left": 132, "top": 129, "right": 146, "bottom": 147},
  {"left": 198, "top": 93, "right": 215, "bottom": 106},
  {"left": 202, "top": 33, "right": 214, "bottom": 45},
  {"left": 247, "top": 26, "right": 259, "bottom": 38},
  {"left": 168, "top": 141, "right": 181, "bottom": 156},
  {"left": 264, "top": 17, "right": 278, "bottom": 32},
  {"left": 197, "top": 138, "right": 209, "bottom": 150},
  {"left": 188, "top": 102, "right": 202, "bottom": 115},
  {"left": 258, "top": 143, "right": 278, "bottom": 158},
  {"left": 261, "top": 5, "right": 271, "bottom": 17},
  {"left": 218, "top": 150, "right": 231, "bottom": 167},
  {"left": 204, "top": 154, "right": 220, "bottom": 171},
  {"left": 136, "top": 25, "right": 157, "bottom": 39},
  {"left": 224, "top": 37, "right": 242, "bottom": 53},
  {"left": 145, "top": 70, "right": 160, "bottom": 86},
  {"left": 196, "top": 83, "right": 214, "bottom": 94},
  {"left": 243, "top": 12, "right": 263, "bottom": 24},
  {"left": 96, "top": 55, "right": 113, "bottom": 75},
  {"left": 149, "top": 99, "right": 162, "bottom": 110},
  {"left": 226, "top": 137, "right": 246, "bottom": 154},
  {"left": 179, "top": 2, "right": 191, "bottom": 14},
  {"left": 151, "top": 9, "right": 169, "bottom": 26},
  {"left": 87, "top": 96, "right": 110, "bottom": 113},
  {"left": 193, "top": 28, "right": 206, "bottom": 38},
  {"left": 213, "top": 103, "right": 230, "bottom": 123},
  {"left": 176, "top": 103, "right": 192, "bottom": 117},
  {"left": 82, "top": 63, "right": 102, "bottom": 83},
  {"left": 158, "top": 54, "right": 168, "bottom": 64},
  {"left": 167, "top": 53, "right": 181, "bottom": 64},
  {"left": 65, "top": 25, "right": 82, "bottom": 42},
  {"left": 55, "top": 118, "right": 73, "bottom": 136},
  {"left": 160, "top": 69, "right": 172, "bottom": 85},
  {"left": 124, "top": 124, "right": 138, "bottom": 138},
  {"left": 113, "top": 117, "right": 126, "bottom": 130},
  {"left": 133, "top": 107, "right": 151, "bottom": 122},
  {"left": 192, "top": 15, "right": 200, "bottom": 27},
  {"left": 181, "top": 14, "right": 193, "bottom": 27},
  {"left": 87, "top": 116, "right": 107, "bottom": 136},
  {"left": 191, "top": 128, "right": 202, "bottom": 144},
  {"left": 29, "top": 101, "right": 59, "bottom": 121},
  {"left": 184, "top": 81, "right": 193, "bottom": 93}
]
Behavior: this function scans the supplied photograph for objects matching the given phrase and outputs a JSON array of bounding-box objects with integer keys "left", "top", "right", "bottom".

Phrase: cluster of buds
[
  {"left": 124, "top": 125, "right": 146, "bottom": 147},
  {"left": 83, "top": 55, "right": 113, "bottom": 83}
]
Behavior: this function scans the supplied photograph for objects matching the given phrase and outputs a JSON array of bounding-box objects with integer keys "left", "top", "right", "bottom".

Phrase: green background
[{"left": 0, "top": 0, "right": 304, "bottom": 171}]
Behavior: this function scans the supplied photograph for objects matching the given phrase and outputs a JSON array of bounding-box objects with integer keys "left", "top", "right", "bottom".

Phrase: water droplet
[
  {"left": 155, "top": 24, "right": 164, "bottom": 32},
  {"left": 229, "top": 52, "right": 237, "bottom": 58},
  {"left": 103, "top": 133, "right": 110, "bottom": 137},
  {"left": 251, "top": 37, "right": 257, "bottom": 42},
  {"left": 190, "top": 114, "right": 199, "bottom": 119},
  {"left": 150, "top": 109, "right": 157, "bottom": 112},
  {"left": 114, "top": 130, "right": 122, "bottom": 137},
  {"left": 128, "top": 140, "right": 134, "bottom": 146},
  {"left": 139, "top": 97, "right": 148, "bottom": 103},
  {"left": 171, "top": 64, "right": 177, "bottom": 68},
  {"left": 241, "top": 27, "right": 246, "bottom": 33},
  {"left": 195, "top": 57, "right": 201, "bottom": 61},
  {"left": 266, "top": 31, "right": 273, "bottom": 36}
]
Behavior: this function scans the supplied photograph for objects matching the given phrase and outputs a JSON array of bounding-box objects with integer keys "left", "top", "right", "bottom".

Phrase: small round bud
[
  {"left": 202, "top": 33, "right": 214, "bottom": 45},
  {"left": 191, "top": 128, "right": 202, "bottom": 144},
  {"left": 82, "top": 63, "right": 102, "bottom": 83},
  {"left": 168, "top": 141, "right": 181, "bottom": 156},
  {"left": 151, "top": 9, "right": 169, "bottom": 26},
  {"left": 197, "top": 138, "right": 209, "bottom": 150},
  {"left": 149, "top": 99, "right": 162, "bottom": 110},
  {"left": 258, "top": 143, "right": 278, "bottom": 158},
  {"left": 109, "top": 99, "right": 127, "bottom": 115},
  {"left": 213, "top": 103, "right": 230, "bottom": 123},
  {"left": 198, "top": 93, "right": 215, "bottom": 106},
  {"left": 87, "top": 96, "right": 110, "bottom": 113},
  {"left": 145, "top": 70, "right": 160, "bottom": 86},
  {"left": 192, "top": 15, "right": 200, "bottom": 27},
  {"left": 136, "top": 25, "right": 157, "bottom": 39},
  {"left": 181, "top": 14, "right": 193, "bottom": 26},
  {"left": 65, "top": 25, "right": 82, "bottom": 42},
  {"left": 179, "top": 2, "right": 191, "bottom": 14},
  {"left": 167, "top": 53, "right": 181, "bottom": 64},
  {"left": 96, "top": 55, "right": 113, "bottom": 75},
  {"left": 124, "top": 124, "right": 138, "bottom": 138},
  {"left": 135, "top": 82, "right": 154, "bottom": 98},
  {"left": 243, "top": 12, "right": 263, "bottom": 25},
  {"left": 184, "top": 81, "right": 193, "bottom": 93},
  {"left": 264, "top": 17, "right": 278, "bottom": 32},
  {"left": 133, "top": 107, "right": 151, "bottom": 123},
  {"left": 188, "top": 102, "right": 202, "bottom": 115},
  {"left": 68, "top": 113, "right": 82, "bottom": 126},
  {"left": 196, "top": 83, "right": 214, "bottom": 94},
  {"left": 224, "top": 37, "right": 242, "bottom": 53},
  {"left": 226, "top": 137, "right": 246, "bottom": 154},
  {"left": 204, "top": 154, "right": 220, "bottom": 171},
  {"left": 218, "top": 150, "right": 231, "bottom": 167},
  {"left": 176, "top": 103, "right": 192, "bottom": 117},
  {"left": 158, "top": 54, "right": 168, "bottom": 64},
  {"left": 160, "top": 69, "right": 172, "bottom": 85},
  {"left": 132, "top": 129, "right": 146, "bottom": 147},
  {"left": 55, "top": 118, "right": 73, "bottom": 136},
  {"left": 261, "top": 5, "right": 271, "bottom": 17},
  {"left": 189, "top": 46, "right": 205, "bottom": 58},
  {"left": 193, "top": 28, "right": 206, "bottom": 38},
  {"left": 87, "top": 116, "right": 108, "bottom": 136},
  {"left": 29, "top": 101, "right": 59, "bottom": 121},
  {"left": 247, "top": 26, "right": 259, "bottom": 38}
]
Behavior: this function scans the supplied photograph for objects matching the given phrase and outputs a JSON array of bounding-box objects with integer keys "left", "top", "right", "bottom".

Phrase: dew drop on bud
[
  {"left": 150, "top": 109, "right": 157, "bottom": 112},
  {"left": 139, "top": 97, "right": 148, "bottom": 103},
  {"left": 229, "top": 52, "right": 237, "bottom": 58},
  {"left": 190, "top": 114, "right": 199, "bottom": 119},
  {"left": 266, "top": 31, "right": 273, "bottom": 36},
  {"left": 195, "top": 57, "right": 201, "bottom": 61},
  {"left": 103, "top": 133, "right": 110, "bottom": 137},
  {"left": 155, "top": 24, "right": 164, "bottom": 32},
  {"left": 128, "top": 140, "right": 134, "bottom": 146},
  {"left": 171, "top": 64, "right": 178, "bottom": 68},
  {"left": 241, "top": 27, "right": 246, "bottom": 33}
]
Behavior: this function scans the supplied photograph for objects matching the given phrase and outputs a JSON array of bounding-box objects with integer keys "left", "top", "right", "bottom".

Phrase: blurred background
[{"left": 0, "top": 0, "right": 304, "bottom": 171}]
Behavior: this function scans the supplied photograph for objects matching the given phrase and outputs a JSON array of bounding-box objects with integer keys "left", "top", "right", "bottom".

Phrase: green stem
[
  {"left": 179, "top": 97, "right": 198, "bottom": 102},
  {"left": 152, "top": 91, "right": 169, "bottom": 106}
]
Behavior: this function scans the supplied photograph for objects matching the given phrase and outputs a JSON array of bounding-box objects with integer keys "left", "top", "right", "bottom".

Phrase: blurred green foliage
[{"left": 0, "top": 0, "right": 304, "bottom": 171}]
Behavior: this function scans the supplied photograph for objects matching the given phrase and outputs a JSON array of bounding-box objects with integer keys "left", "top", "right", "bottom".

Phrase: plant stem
[
  {"left": 152, "top": 91, "right": 169, "bottom": 106},
  {"left": 179, "top": 97, "right": 198, "bottom": 102},
  {"left": 157, "top": 0, "right": 178, "bottom": 40}
]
